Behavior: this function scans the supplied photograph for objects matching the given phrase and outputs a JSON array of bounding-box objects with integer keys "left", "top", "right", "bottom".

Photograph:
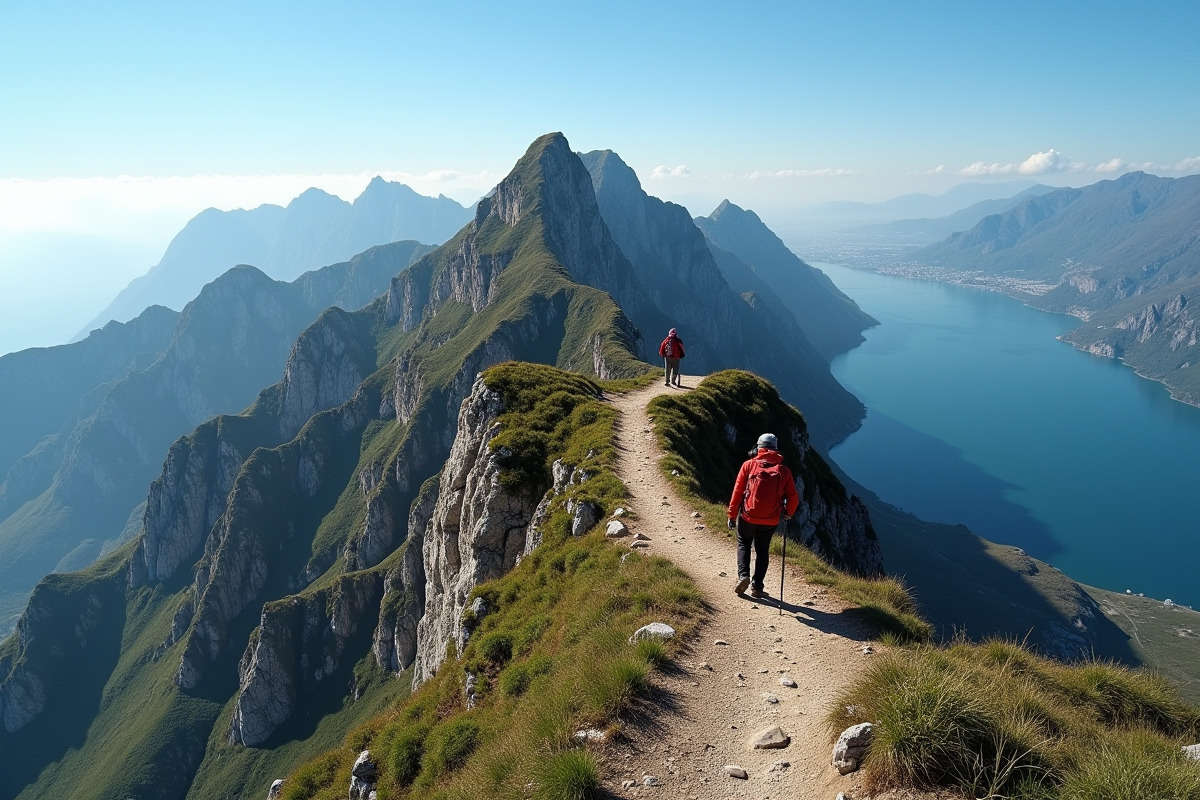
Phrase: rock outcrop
[
  {"left": 412, "top": 381, "right": 542, "bottom": 685},
  {"left": 230, "top": 572, "right": 383, "bottom": 746}
]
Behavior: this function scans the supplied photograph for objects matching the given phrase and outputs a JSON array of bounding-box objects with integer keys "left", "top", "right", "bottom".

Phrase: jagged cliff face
[
  {"left": 0, "top": 243, "right": 430, "bottom": 639},
  {"left": 412, "top": 381, "right": 537, "bottom": 685}
]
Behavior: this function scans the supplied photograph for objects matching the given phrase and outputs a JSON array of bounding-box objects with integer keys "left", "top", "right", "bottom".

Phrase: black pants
[{"left": 736, "top": 518, "right": 776, "bottom": 590}]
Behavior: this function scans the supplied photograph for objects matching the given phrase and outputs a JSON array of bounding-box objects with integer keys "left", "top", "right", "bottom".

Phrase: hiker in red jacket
[
  {"left": 659, "top": 328, "right": 685, "bottom": 387},
  {"left": 727, "top": 433, "right": 800, "bottom": 597}
]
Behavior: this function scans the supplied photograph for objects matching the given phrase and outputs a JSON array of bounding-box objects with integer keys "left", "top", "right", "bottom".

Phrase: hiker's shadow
[{"left": 767, "top": 595, "right": 875, "bottom": 643}]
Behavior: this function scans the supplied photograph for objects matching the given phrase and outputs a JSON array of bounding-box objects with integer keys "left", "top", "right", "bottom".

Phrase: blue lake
[{"left": 818, "top": 262, "right": 1200, "bottom": 608}]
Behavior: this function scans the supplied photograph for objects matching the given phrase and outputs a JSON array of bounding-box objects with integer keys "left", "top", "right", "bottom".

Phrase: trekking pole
[{"left": 778, "top": 513, "right": 787, "bottom": 616}]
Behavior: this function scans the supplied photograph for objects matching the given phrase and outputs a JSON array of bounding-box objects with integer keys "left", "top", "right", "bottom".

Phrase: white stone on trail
[
  {"left": 747, "top": 725, "right": 791, "bottom": 750},
  {"left": 714, "top": 639, "right": 729, "bottom": 646},
  {"left": 633, "top": 531, "right": 650, "bottom": 540},
  {"left": 630, "top": 540, "right": 650, "bottom": 549},
  {"left": 763, "top": 693, "right": 779, "bottom": 704},
  {"left": 642, "top": 774, "right": 660, "bottom": 786},
  {"left": 724, "top": 765, "right": 748, "bottom": 779},
  {"left": 611, "top": 507, "right": 627, "bottom": 518},
  {"left": 780, "top": 676, "right": 798, "bottom": 688},
  {"left": 605, "top": 519, "right": 630, "bottom": 538},
  {"left": 691, "top": 511, "right": 701, "bottom": 518},
  {"left": 629, "top": 622, "right": 676, "bottom": 643}
]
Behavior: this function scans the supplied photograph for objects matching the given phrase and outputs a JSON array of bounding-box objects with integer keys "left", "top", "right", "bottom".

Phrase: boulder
[
  {"left": 1183, "top": 743, "right": 1200, "bottom": 761},
  {"left": 267, "top": 779, "right": 284, "bottom": 800},
  {"left": 349, "top": 750, "right": 378, "bottom": 800},
  {"left": 747, "top": 725, "right": 790, "bottom": 750},
  {"left": 832, "top": 722, "right": 874, "bottom": 774},
  {"left": 629, "top": 622, "right": 676, "bottom": 643},
  {"left": 605, "top": 519, "right": 630, "bottom": 538}
]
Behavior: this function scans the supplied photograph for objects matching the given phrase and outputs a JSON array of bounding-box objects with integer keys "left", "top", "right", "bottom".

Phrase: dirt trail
[{"left": 603, "top": 375, "right": 878, "bottom": 800}]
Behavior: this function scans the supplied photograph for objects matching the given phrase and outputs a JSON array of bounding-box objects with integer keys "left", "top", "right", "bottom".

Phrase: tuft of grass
[
  {"left": 583, "top": 654, "right": 650, "bottom": 721},
  {"left": 633, "top": 638, "right": 670, "bottom": 670},
  {"left": 830, "top": 642, "right": 1200, "bottom": 799},
  {"left": 532, "top": 749, "right": 602, "bottom": 800},
  {"left": 385, "top": 721, "right": 432, "bottom": 788},
  {"left": 427, "top": 718, "right": 482, "bottom": 776},
  {"left": 1060, "top": 730, "right": 1200, "bottom": 800},
  {"left": 499, "top": 655, "right": 553, "bottom": 698}
]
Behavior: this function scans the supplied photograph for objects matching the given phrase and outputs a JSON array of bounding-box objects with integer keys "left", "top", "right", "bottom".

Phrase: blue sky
[{"left": 2, "top": 0, "right": 1198, "bottom": 246}]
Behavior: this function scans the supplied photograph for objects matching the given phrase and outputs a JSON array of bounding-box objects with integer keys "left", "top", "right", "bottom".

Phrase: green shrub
[
  {"left": 281, "top": 752, "right": 341, "bottom": 800},
  {"left": 533, "top": 749, "right": 602, "bottom": 800},
  {"left": 499, "top": 655, "right": 554, "bottom": 697},
  {"left": 476, "top": 631, "right": 514, "bottom": 665},
  {"left": 387, "top": 722, "right": 432, "bottom": 787},
  {"left": 430, "top": 719, "right": 481, "bottom": 774}
]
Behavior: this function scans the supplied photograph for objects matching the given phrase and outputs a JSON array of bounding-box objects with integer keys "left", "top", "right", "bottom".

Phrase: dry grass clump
[{"left": 829, "top": 639, "right": 1200, "bottom": 799}]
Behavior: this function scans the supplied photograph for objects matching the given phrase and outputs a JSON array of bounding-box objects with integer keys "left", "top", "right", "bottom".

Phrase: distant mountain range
[
  {"left": 843, "top": 184, "right": 1057, "bottom": 243},
  {"left": 77, "top": 179, "right": 474, "bottom": 337},
  {"left": 915, "top": 171, "right": 1200, "bottom": 405},
  {"left": 798, "top": 180, "right": 1046, "bottom": 229}
]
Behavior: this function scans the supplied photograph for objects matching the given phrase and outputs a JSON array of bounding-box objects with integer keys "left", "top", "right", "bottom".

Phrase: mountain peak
[
  {"left": 288, "top": 186, "right": 343, "bottom": 210},
  {"left": 355, "top": 176, "right": 420, "bottom": 205},
  {"left": 578, "top": 149, "right": 642, "bottom": 197},
  {"left": 703, "top": 198, "right": 767, "bottom": 232}
]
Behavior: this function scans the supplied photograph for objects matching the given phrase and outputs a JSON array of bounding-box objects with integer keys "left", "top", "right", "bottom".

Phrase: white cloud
[
  {"left": 1170, "top": 156, "right": 1200, "bottom": 172},
  {"left": 1094, "top": 158, "right": 1127, "bottom": 173},
  {"left": 745, "top": 168, "right": 857, "bottom": 179},
  {"left": 1018, "top": 149, "right": 1076, "bottom": 174},
  {"left": 958, "top": 149, "right": 1085, "bottom": 177},
  {"left": 957, "top": 161, "right": 1016, "bottom": 176},
  {"left": 649, "top": 164, "right": 692, "bottom": 179}
]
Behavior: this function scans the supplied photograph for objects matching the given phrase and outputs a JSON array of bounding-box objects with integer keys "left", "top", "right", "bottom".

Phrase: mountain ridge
[{"left": 78, "top": 180, "right": 475, "bottom": 337}]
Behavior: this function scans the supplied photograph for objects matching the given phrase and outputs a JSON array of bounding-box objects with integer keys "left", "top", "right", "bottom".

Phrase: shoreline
[{"left": 840, "top": 261, "right": 1200, "bottom": 412}]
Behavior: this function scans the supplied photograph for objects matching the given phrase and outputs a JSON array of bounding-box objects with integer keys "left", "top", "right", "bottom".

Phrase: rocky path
[{"left": 603, "top": 375, "right": 879, "bottom": 800}]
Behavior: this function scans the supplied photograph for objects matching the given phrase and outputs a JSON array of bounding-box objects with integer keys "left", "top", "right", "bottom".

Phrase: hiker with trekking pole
[{"left": 727, "top": 433, "right": 800, "bottom": 602}]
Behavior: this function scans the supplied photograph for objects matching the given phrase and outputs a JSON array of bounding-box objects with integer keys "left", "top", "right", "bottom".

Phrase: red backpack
[{"left": 742, "top": 458, "right": 784, "bottom": 517}]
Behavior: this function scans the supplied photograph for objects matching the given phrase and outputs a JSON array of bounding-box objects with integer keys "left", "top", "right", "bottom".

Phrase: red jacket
[
  {"left": 659, "top": 334, "right": 685, "bottom": 358},
  {"left": 727, "top": 448, "right": 800, "bottom": 526}
]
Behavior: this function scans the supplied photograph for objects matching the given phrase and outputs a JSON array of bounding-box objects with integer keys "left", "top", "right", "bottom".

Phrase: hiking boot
[
  {"left": 734, "top": 576, "right": 750, "bottom": 595},
  {"left": 750, "top": 586, "right": 769, "bottom": 599}
]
